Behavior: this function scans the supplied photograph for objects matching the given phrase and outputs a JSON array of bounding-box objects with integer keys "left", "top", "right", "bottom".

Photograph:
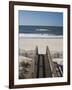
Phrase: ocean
[{"left": 19, "top": 25, "right": 63, "bottom": 37}]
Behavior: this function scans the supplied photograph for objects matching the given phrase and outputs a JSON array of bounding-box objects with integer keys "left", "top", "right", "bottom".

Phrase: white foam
[{"left": 19, "top": 34, "right": 63, "bottom": 38}]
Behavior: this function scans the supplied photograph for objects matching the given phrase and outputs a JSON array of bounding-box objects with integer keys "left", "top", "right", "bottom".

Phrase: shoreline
[{"left": 19, "top": 34, "right": 63, "bottom": 39}]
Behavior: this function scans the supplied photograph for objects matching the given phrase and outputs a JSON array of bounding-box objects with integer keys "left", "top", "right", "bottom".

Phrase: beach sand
[{"left": 19, "top": 37, "right": 63, "bottom": 54}]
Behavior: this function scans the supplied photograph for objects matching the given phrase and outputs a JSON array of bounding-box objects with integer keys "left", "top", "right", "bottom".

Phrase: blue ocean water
[{"left": 19, "top": 26, "right": 63, "bottom": 36}]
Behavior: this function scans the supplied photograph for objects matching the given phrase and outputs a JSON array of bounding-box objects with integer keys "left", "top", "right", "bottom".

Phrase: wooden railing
[
  {"left": 33, "top": 46, "right": 39, "bottom": 78},
  {"left": 46, "top": 46, "right": 58, "bottom": 77},
  {"left": 33, "top": 46, "right": 62, "bottom": 78}
]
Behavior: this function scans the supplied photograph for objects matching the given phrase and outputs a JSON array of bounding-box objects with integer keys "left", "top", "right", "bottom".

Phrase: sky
[{"left": 19, "top": 10, "right": 63, "bottom": 26}]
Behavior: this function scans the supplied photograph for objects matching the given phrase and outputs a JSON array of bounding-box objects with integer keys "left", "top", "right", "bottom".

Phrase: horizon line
[{"left": 19, "top": 25, "right": 63, "bottom": 27}]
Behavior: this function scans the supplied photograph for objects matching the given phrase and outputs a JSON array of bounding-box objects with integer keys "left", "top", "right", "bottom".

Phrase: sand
[{"left": 19, "top": 37, "right": 63, "bottom": 54}]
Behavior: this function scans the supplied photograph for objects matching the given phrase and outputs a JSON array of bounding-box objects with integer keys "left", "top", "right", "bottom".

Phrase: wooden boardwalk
[
  {"left": 36, "top": 54, "right": 46, "bottom": 78},
  {"left": 34, "top": 46, "right": 63, "bottom": 78}
]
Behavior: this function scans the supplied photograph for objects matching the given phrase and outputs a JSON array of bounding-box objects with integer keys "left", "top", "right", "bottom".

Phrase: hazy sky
[{"left": 19, "top": 10, "right": 63, "bottom": 26}]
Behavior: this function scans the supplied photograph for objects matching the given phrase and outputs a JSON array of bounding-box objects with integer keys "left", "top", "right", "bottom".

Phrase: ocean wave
[
  {"left": 36, "top": 29, "right": 50, "bottom": 31},
  {"left": 19, "top": 34, "right": 63, "bottom": 38}
]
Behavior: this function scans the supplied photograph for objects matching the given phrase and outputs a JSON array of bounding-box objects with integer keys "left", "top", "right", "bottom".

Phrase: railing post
[
  {"left": 33, "top": 46, "right": 39, "bottom": 78},
  {"left": 35, "top": 46, "right": 38, "bottom": 55}
]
